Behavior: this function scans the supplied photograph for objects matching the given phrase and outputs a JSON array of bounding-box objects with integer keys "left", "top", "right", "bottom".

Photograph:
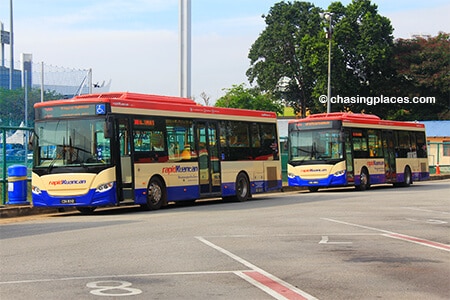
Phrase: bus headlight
[
  {"left": 31, "top": 185, "right": 41, "bottom": 195},
  {"left": 287, "top": 173, "right": 296, "bottom": 178},
  {"left": 95, "top": 182, "right": 114, "bottom": 193},
  {"left": 333, "top": 170, "right": 345, "bottom": 177}
]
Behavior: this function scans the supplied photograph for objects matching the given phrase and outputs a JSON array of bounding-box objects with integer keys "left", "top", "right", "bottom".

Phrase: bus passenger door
[
  {"left": 382, "top": 130, "right": 396, "bottom": 181},
  {"left": 196, "top": 122, "right": 221, "bottom": 195},
  {"left": 116, "top": 118, "right": 133, "bottom": 201}
]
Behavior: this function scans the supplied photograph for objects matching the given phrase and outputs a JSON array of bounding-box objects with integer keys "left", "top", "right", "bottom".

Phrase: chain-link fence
[
  {"left": 2, "top": 59, "right": 109, "bottom": 97},
  {"left": 1, "top": 125, "right": 33, "bottom": 205}
]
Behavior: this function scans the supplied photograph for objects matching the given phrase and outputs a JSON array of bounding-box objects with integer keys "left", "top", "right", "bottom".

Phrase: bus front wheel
[
  {"left": 356, "top": 168, "right": 370, "bottom": 191},
  {"left": 308, "top": 186, "right": 319, "bottom": 192},
  {"left": 77, "top": 206, "right": 96, "bottom": 214},
  {"left": 143, "top": 177, "right": 166, "bottom": 210}
]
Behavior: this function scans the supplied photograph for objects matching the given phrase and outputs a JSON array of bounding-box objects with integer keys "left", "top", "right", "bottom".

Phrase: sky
[{"left": 1, "top": 0, "right": 449, "bottom": 102}]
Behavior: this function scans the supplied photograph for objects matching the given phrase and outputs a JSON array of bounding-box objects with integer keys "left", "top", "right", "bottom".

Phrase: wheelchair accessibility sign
[{"left": 96, "top": 104, "right": 106, "bottom": 115}]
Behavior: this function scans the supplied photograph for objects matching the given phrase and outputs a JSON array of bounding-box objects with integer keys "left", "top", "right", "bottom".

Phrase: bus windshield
[
  {"left": 34, "top": 118, "right": 111, "bottom": 168},
  {"left": 289, "top": 129, "right": 343, "bottom": 163}
]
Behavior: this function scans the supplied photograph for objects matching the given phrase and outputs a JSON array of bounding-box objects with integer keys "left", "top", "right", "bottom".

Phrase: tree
[
  {"left": 0, "top": 88, "right": 62, "bottom": 127},
  {"left": 247, "top": 1, "right": 323, "bottom": 117},
  {"left": 215, "top": 83, "right": 283, "bottom": 115},
  {"left": 388, "top": 33, "right": 450, "bottom": 120},
  {"left": 329, "top": 0, "right": 394, "bottom": 114},
  {"left": 246, "top": 0, "right": 394, "bottom": 116},
  {"left": 199, "top": 92, "right": 211, "bottom": 106}
]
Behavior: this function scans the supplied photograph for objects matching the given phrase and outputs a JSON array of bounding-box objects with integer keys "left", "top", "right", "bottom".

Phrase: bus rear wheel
[
  {"left": 402, "top": 166, "right": 412, "bottom": 187},
  {"left": 356, "top": 168, "right": 370, "bottom": 191},
  {"left": 235, "top": 172, "right": 250, "bottom": 202},
  {"left": 143, "top": 177, "right": 166, "bottom": 210}
]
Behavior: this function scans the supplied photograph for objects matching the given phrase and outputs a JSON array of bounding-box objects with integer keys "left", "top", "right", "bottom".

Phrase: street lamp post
[{"left": 320, "top": 12, "right": 333, "bottom": 114}]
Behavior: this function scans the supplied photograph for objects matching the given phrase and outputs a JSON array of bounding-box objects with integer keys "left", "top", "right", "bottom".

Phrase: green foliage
[
  {"left": 215, "top": 84, "right": 283, "bottom": 115},
  {"left": 386, "top": 33, "right": 450, "bottom": 120},
  {"left": 0, "top": 88, "right": 62, "bottom": 127},
  {"left": 247, "top": 1, "right": 323, "bottom": 117},
  {"left": 329, "top": 0, "right": 394, "bottom": 114},
  {"left": 246, "top": 0, "right": 395, "bottom": 117}
]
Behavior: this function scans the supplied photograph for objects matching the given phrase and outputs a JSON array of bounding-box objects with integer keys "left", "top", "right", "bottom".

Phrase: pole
[
  {"left": 41, "top": 61, "right": 44, "bottom": 102},
  {"left": 88, "top": 68, "right": 92, "bottom": 94},
  {"left": 1, "top": 22, "right": 4, "bottom": 67},
  {"left": 326, "top": 15, "right": 332, "bottom": 114},
  {"left": 179, "top": 0, "right": 191, "bottom": 98},
  {"left": 24, "top": 70, "right": 28, "bottom": 127},
  {"left": 9, "top": 0, "right": 14, "bottom": 89}
]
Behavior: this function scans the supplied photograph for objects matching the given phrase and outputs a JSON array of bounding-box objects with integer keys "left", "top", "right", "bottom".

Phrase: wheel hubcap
[
  {"left": 361, "top": 173, "right": 367, "bottom": 185},
  {"left": 149, "top": 183, "right": 162, "bottom": 204},
  {"left": 238, "top": 179, "right": 247, "bottom": 197}
]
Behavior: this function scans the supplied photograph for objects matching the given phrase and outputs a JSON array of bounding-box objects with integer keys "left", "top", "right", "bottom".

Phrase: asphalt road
[{"left": 1, "top": 180, "right": 449, "bottom": 299}]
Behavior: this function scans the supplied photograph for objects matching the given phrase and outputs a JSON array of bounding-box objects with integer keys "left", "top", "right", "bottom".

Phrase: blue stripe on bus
[
  {"left": 368, "top": 174, "right": 386, "bottom": 185},
  {"left": 222, "top": 180, "right": 282, "bottom": 197},
  {"left": 134, "top": 178, "right": 283, "bottom": 204},
  {"left": 134, "top": 185, "right": 201, "bottom": 204}
]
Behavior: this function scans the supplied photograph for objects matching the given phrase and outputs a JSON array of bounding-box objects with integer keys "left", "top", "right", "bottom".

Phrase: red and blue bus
[
  {"left": 287, "top": 113, "right": 429, "bottom": 192},
  {"left": 31, "top": 92, "right": 281, "bottom": 213}
]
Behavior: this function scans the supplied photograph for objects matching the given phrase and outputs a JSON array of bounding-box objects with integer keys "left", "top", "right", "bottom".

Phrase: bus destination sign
[
  {"left": 294, "top": 120, "right": 341, "bottom": 130},
  {"left": 37, "top": 103, "right": 108, "bottom": 119}
]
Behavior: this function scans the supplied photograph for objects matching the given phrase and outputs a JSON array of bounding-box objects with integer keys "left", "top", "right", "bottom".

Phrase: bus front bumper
[
  {"left": 32, "top": 185, "right": 117, "bottom": 208},
  {"left": 288, "top": 172, "right": 347, "bottom": 187}
]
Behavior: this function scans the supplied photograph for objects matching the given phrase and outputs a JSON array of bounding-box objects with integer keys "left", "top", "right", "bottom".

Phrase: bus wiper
[
  {"left": 297, "top": 147, "right": 312, "bottom": 155},
  {"left": 311, "top": 142, "right": 324, "bottom": 159}
]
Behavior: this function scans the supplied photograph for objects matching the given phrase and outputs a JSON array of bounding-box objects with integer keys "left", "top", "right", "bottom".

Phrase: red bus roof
[
  {"left": 34, "top": 92, "right": 277, "bottom": 119},
  {"left": 289, "top": 112, "right": 425, "bottom": 129}
]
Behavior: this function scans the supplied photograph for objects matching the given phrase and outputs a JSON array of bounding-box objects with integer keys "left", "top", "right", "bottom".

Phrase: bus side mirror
[{"left": 28, "top": 131, "right": 35, "bottom": 150}]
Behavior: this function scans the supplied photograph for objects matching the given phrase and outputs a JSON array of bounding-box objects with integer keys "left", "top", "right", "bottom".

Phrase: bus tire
[
  {"left": 308, "top": 186, "right": 319, "bottom": 192},
  {"left": 235, "top": 172, "right": 250, "bottom": 202},
  {"left": 356, "top": 168, "right": 370, "bottom": 191},
  {"left": 144, "top": 177, "right": 166, "bottom": 210},
  {"left": 77, "top": 206, "right": 96, "bottom": 214},
  {"left": 402, "top": 166, "right": 412, "bottom": 187}
]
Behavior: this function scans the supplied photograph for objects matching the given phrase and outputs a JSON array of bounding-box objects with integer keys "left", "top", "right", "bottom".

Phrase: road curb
[{"left": 0, "top": 205, "right": 63, "bottom": 218}]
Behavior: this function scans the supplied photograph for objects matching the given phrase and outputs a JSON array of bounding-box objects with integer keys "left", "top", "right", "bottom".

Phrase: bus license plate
[{"left": 60, "top": 199, "right": 76, "bottom": 204}]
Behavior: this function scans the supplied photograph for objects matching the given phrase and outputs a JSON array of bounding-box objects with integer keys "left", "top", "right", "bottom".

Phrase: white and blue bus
[
  {"left": 288, "top": 113, "right": 429, "bottom": 192},
  {"left": 31, "top": 92, "right": 281, "bottom": 213}
]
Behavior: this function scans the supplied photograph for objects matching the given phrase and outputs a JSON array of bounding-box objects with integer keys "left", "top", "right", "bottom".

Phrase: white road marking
[
  {"left": 319, "top": 235, "right": 352, "bottom": 244},
  {"left": 86, "top": 280, "right": 142, "bottom": 296},
  {"left": 0, "top": 270, "right": 242, "bottom": 285},
  {"left": 402, "top": 207, "right": 450, "bottom": 215},
  {"left": 196, "top": 236, "right": 318, "bottom": 300},
  {"left": 322, "top": 218, "right": 450, "bottom": 252}
]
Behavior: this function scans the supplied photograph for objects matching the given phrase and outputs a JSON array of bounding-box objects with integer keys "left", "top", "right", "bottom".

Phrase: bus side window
[
  {"left": 228, "top": 121, "right": 251, "bottom": 160},
  {"left": 166, "top": 119, "right": 196, "bottom": 162},
  {"left": 368, "top": 129, "right": 383, "bottom": 157},
  {"left": 397, "top": 131, "right": 412, "bottom": 158},
  {"left": 260, "top": 123, "right": 278, "bottom": 160},
  {"left": 416, "top": 132, "right": 427, "bottom": 158},
  {"left": 352, "top": 129, "right": 368, "bottom": 158}
]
